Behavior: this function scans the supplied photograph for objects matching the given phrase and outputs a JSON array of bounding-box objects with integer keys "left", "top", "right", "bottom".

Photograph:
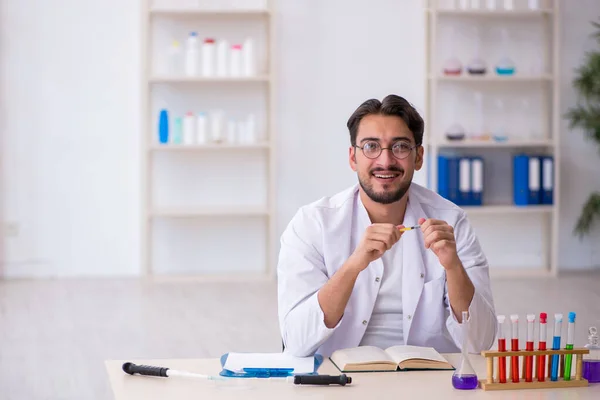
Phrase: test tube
[
  {"left": 564, "top": 312, "right": 576, "bottom": 381},
  {"left": 551, "top": 313, "right": 563, "bottom": 381},
  {"left": 526, "top": 314, "right": 535, "bottom": 382},
  {"left": 510, "top": 314, "right": 519, "bottom": 383},
  {"left": 537, "top": 312, "right": 547, "bottom": 382},
  {"left": 497, "top": 315, "right": 507, "bottom": 383}
]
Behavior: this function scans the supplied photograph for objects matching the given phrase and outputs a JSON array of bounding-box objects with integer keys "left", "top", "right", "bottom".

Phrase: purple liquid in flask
[{"left": 452, "top": 311, "right": 479, "bottom": 390}]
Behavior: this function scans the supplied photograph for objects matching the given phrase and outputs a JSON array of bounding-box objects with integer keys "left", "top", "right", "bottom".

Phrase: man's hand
[
  {"left": 318, "top": 223, "right": 404, "bottom": 328},
  {"left": 347, "top": 224, "right": 404, "bottom": 272},
  {"left": 419, "top": 217, "right": 460, "bottom": 270}
]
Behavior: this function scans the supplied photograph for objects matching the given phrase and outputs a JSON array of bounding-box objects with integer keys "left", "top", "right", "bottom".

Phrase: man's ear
[
  {"left": 415, "top": 145, "right": 424, "bottom": 171},
  {"left": 349, "top": 146, "right": 357, "bottom": 172}
]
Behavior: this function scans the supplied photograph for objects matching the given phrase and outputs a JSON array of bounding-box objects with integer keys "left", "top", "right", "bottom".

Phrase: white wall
[
  {"left": 274, "top": 0, "right": 427, "bottom": 238},
  {"left": 0, "top": 0, "right": 598, "bottom": 277},
  {"left": 0, "top": 0, "right": 141, "bottom": 277}
]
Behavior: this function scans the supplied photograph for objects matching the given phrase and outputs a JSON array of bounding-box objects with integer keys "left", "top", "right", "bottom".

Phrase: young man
[{"left": 277, "top": 94, "right": 497, "bottom": 357}]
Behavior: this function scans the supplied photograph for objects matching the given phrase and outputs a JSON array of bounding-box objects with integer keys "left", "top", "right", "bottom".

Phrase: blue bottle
[{"left": 159, "top": 109, "right": 169, "bottom": 144}]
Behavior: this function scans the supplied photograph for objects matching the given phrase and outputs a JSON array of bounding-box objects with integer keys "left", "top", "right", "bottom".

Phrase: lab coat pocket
[{"left": 418, "top": 275, "right": 446, "bottom": 334}]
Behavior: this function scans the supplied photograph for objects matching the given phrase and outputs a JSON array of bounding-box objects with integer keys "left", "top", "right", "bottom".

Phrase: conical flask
[
  {"left": 467, "top": 26, "right": 486, "bottom": 75},
  {"left": 495, "top": 28, "right": 515, "bottom": 75},
  {"left": 452, "top": 311, "right": 479, "bottom": 390},
  {"left": 442, "top": 27, "right": 463, "bottom": 76}
]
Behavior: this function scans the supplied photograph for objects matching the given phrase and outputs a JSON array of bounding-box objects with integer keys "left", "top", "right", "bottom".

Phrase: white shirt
[
  {"left": 277, "top": 183, "right": 497, "bottom": 357},
  {"left": 358, "top": 196, "right": 405, "bottom": 349}
]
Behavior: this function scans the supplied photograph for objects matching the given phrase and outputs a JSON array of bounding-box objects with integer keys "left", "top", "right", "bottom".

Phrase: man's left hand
[{"left": 419, "top": 217, "right": 460, "bottom": 270}]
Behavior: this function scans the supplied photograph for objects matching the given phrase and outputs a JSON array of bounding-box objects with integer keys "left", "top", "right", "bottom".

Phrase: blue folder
[
  {"left": 513, "top": 154, "right": 530, "bottom": 206},
  {"left": 219, "top": 353, "right": 324, "bottom": 378},
  {"left": 540, "top": 155, "right": 554, "bottom": 205},
  {"left": 470, "top": 156, "right": 484, "bottom": 206},
  {"left": 437, "top": 155, "right": 450, "bottom": 201},
  {"left": 458, "top": 157, "right": 471, "bottom": 206}
]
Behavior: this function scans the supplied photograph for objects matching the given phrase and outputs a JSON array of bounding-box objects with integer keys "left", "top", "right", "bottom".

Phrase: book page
[
  {"left": 385, "top": 345, "right": 449, "bottom": 365},
  {"left": 331, "top": 346, "right": 395, "bottom": 368},
  {"left": 223, "top": 353, "right": 315, "bottom": 374}
]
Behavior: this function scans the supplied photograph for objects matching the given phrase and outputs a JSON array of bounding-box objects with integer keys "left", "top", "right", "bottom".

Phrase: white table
[{"left": 105, "top": 353, "right": 600, "bottom": 399}]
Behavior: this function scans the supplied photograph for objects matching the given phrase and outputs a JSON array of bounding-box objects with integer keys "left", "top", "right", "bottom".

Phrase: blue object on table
[{"left": 218, "top": 353, "right": 324, "bottom": 378}]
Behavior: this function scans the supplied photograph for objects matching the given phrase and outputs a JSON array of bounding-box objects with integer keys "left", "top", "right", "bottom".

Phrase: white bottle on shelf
[
  {"left": 183, "top": 112, "right": 195, "bottom": 144},
  {"left": 230, "top": 44, "right": 242, "bottom": 77},
  {"left": 486, "top": 0, "right": 497, "bottom": 10},
  {"left": 185, "top": 32, "right": 199, "bottom": 76},
  {"left": 237, "top": 120, "right": 248, "bottom": 143},
  {"left": 202, "top": 38, "right": 215, "bottom": 77},
  {"left": 210, "top": 109, "right": 225, "bottom": 142},
  {"left": 246, "top": 113, "right": 256, "bottom": 143},
  {"left": 196, "top": 112, "right": 208, "bottom": 144},
  {"left": 242, "top": 37, "right": 256, "bottom": 76},
  {"left": 528, "top": 0, "right": 539, "bottom": 10},
  {"left": 168, "top": 40, "right": 182, "bottom": 75},
  {"left": 216, "top": 39, "right": 229, "bottom": 77},
  {"left": 227, "top": 119, "right": 237, "bottom": 143},
  {"left": 503, "top": 0, "right": 513, "bottom": 10}
]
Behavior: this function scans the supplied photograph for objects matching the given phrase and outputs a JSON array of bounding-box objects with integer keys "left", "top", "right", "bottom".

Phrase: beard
[{"left": 358, "top": 167, "right": 411, "bottom": 205}]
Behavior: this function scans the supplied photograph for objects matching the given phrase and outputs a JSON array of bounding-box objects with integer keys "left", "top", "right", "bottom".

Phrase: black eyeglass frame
[{"left": 354, "top": 141, "right": 419, "bottom": 160}]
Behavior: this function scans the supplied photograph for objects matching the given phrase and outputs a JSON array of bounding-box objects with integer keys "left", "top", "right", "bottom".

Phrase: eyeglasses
[{"left": 355, "top": 140, "right": 418, "bottom": 160}]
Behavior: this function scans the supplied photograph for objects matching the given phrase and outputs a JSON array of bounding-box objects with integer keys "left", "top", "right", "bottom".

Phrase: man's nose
[{"left": 377, "top": 148, "right": 398, "bottom": 166}]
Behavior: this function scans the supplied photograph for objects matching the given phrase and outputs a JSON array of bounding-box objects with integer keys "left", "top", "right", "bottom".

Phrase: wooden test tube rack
[{"left": 479, "top": 348, "right": 590, "bottom": 391}]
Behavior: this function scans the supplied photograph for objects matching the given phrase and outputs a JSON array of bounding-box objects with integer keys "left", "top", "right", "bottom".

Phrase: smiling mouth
[{"left": 372, "top": 172, "right": 401, "bottom": 181}]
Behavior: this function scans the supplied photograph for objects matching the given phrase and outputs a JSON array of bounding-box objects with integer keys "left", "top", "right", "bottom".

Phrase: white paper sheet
[{"left": 223, "top": 352, "right": 315, "bottom": 374}]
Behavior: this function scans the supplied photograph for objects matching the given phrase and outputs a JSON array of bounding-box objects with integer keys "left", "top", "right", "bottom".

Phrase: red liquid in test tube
[
  {"left": 511, "top": 314, "right": 520, "bottom": 383},
  {"left": 538, "top": 312, "right": 547, "bottom": 382},
  {"left": 497, "top": 315, "right": 507, "bottom": 383},
  {"left": 526, "top": 314, "right": 535, "bottom": 382}
]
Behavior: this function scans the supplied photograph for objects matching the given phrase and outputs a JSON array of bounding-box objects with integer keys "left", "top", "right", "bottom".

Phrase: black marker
[{"left": 293, "top": 374, "right": 352, "bottom": 386}]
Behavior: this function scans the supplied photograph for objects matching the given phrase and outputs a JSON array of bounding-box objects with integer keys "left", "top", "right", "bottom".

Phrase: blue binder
[
  {"left": 458, "top": 157, "right": 471, "bottom": 206},
  {"left": 470, "top": 157, "right": 484, "bottom": 206},
  {"left": 448, "top": 157, "right": 459, "bottom": 204},
  {"left": 513, "top": 155, "right": 529, "bottom": 206},
  {"left": 437, "top": 155, "right": 450, "bottom": 201},
  {"left": 528, "top": 156, "right": 541, "bottom": 204},
  {"left": 540, "top": 156, "right": 554, "bottom": 204}
]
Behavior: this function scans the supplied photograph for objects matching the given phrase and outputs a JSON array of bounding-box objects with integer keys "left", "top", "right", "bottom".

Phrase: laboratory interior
[{"left": 1, "top": 0, "right": 600, "bottom": 399}]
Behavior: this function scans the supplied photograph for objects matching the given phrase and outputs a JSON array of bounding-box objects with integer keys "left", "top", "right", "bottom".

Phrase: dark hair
[{"left": 346, "top": 94, "right": 424, "bottom": 147}]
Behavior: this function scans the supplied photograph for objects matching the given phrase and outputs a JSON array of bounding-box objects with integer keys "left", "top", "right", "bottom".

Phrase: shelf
[
  {"left": 435, "top": 139, "right": 554, "bottom": 148},
  {"left": 149, "top": 75, "right": 270, "bottom": 83},
  {"left": 151, "top": 206, "right": 269, "bottom": 218},
  {"left": 426, "top": 9, "right": 553, "bottom": 17},
  {"left": 150, "top": 8, "right": 270, "bottom": 17},
  {"left": 462, "top": 205, "right": 554, "bottom": 215},
  {"left": 425, "top": 1, "right": 560, "bottom": 277},
  {"left": 431, "top": 74, "right": 553, "bottom": 82},
  {"left": 150, "top": 142, "right": 270, "bottom": 151}
]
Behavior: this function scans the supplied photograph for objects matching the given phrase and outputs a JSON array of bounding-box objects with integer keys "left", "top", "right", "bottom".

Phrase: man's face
[{"left": 349, "top": 114, "right": 423, "bottom": 204}]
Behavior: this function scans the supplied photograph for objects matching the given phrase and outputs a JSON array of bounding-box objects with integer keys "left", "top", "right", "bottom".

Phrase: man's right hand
[{"left": 347, "top": 224, "right": 404, "bottom": 271}]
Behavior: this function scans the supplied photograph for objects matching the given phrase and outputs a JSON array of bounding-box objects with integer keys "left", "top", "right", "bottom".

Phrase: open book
[{"left": 330, "top": 345, "right": 454, "bottom": 372}]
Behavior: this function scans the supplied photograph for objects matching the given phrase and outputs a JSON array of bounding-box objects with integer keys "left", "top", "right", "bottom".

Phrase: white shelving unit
[
  {"left": 424, "top": 0, "right": 560, "bottom": 277},
  {"left": 141, "top": 0, "right": 276, "bottom": 278}
]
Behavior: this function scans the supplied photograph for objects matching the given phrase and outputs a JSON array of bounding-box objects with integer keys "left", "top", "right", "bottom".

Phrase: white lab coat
[{"left": 277, "top": 183, "right": 497, "bottom": 357}]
